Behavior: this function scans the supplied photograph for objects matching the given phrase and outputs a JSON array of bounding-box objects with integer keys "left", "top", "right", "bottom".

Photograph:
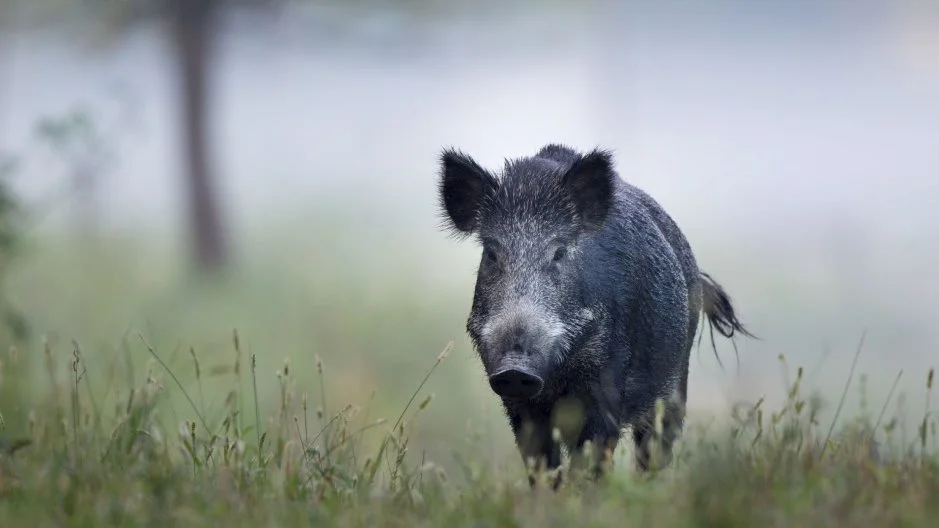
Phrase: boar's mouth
[
  {"left": 488, "top": 358, "right": 545, "bottom": 400},
  {"left": 484, "top": 310, "right": 601, "bottom": 401},
  {"left": 471, "top": 304, "right": 602, "bottom": 399}
]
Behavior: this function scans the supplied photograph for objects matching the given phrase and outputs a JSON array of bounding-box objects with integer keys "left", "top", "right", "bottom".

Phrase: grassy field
[{"left": 0, "top": 213, "right": 937, "bottom": 526}]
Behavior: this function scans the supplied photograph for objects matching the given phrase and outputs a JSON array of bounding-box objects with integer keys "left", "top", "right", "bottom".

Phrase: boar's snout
[{"left": 488, "top": 366, "right": 544, "bottom": 400}]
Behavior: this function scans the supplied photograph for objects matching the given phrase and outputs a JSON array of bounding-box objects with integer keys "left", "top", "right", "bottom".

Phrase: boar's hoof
[{"left": 488, "top": 368, "right": 544, "bottom": 399}]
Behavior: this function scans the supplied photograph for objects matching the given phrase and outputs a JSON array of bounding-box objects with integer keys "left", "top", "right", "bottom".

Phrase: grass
[
  {"left": 0, "top": 324, "right": 937, "bottom": 526},
  {"left": 0, "top": 222, "right": 937, "bottom": 526}
]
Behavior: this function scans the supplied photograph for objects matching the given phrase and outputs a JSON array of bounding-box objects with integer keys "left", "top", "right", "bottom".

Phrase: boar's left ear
[
  {"left": 560, "top": 148, "right": 615, "bottom": 231},
  {"left": 438, "top": 148, "right": 499, "bottom": 236}
]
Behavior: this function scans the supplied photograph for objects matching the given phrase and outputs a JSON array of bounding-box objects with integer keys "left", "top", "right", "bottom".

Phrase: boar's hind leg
[
  {"left": 509, "top": 411, "right": 562, "bottom": 488},
  {"left": 631, "top": 395, "right": 686, "bottom": 473}
]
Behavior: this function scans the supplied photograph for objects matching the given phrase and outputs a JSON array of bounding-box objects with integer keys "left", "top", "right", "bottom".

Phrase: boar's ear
[
  {"left": 438, "top": 148, "right": 499, "bottom": 235},
  {"left": 560, "top": 148, "right": 615, "bottom": 231}
]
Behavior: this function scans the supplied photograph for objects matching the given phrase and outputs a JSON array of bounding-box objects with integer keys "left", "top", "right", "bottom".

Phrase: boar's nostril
[{"left": 488, "top": 368, "right": 544, "bottom": 399}]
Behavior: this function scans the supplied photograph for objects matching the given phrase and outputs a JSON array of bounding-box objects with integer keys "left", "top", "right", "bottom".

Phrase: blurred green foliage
[
  {"left": 0, "top": 151, "right": 29, "bottom": 437},
  {"left": 0, "top": 155, "right": 28, "bottom": 341}
]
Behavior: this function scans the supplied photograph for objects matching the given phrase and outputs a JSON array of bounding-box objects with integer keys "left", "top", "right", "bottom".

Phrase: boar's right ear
[
  {"left": 438, "top": 148, "right": 498, "bottom": 235},
  {"left": 561, "top": 148, "right": 615, "bottom": 232}
]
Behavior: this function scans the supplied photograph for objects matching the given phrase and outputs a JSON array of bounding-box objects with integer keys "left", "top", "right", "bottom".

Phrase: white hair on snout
[{"left": 479, "top": 301, "right": 596, "bottom": 367}]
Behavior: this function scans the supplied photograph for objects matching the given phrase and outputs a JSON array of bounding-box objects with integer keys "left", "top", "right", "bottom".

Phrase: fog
[{"left": 1, "top": 0, "right": 937, "bottom": 444}]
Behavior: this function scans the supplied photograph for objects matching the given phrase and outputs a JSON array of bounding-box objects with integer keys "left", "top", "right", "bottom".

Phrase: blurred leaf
[{"left": 0, "top": 437, "right": 31, "bottom": 457}]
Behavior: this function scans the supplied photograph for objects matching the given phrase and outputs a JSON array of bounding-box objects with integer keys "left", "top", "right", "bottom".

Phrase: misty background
[{"left": 1, "top": 0, "right": 937, "bottom": 472}]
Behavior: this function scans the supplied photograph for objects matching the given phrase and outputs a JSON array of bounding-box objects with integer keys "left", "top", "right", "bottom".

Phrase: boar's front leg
[
  {"left": 508, "top": 408, "right": 562, "bottom": 489},
  {"left": 570, "top": 413, "right": 621, "bottom": 481}
]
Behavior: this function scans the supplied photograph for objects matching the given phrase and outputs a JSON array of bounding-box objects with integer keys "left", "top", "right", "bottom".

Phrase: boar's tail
[{"left": 697, "top": 272, "right": 756, "bottom": 370}]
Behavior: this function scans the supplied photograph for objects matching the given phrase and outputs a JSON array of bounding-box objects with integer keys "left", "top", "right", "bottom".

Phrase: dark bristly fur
[{"left": 436, "top": 143, "right": 754, "bottom": 486}]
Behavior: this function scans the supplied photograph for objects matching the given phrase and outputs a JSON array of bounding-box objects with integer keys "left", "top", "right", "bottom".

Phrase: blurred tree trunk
[{"left": 167, "top": 0, "right": 228, "bottom": 273}]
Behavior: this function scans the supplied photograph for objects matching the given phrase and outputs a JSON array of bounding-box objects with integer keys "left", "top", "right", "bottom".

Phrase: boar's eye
[
  {"left": 481, "top": 238, "right": 504, "bottom": 269},
  {"left": 483, "top": 247, "right": 500, "bottom": 266},
  {"left": 482, "top": 238, "right": 500, "bottom": 265},
  {"left": 552, "top": 246, "right": 568, "bottom": 263}
]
